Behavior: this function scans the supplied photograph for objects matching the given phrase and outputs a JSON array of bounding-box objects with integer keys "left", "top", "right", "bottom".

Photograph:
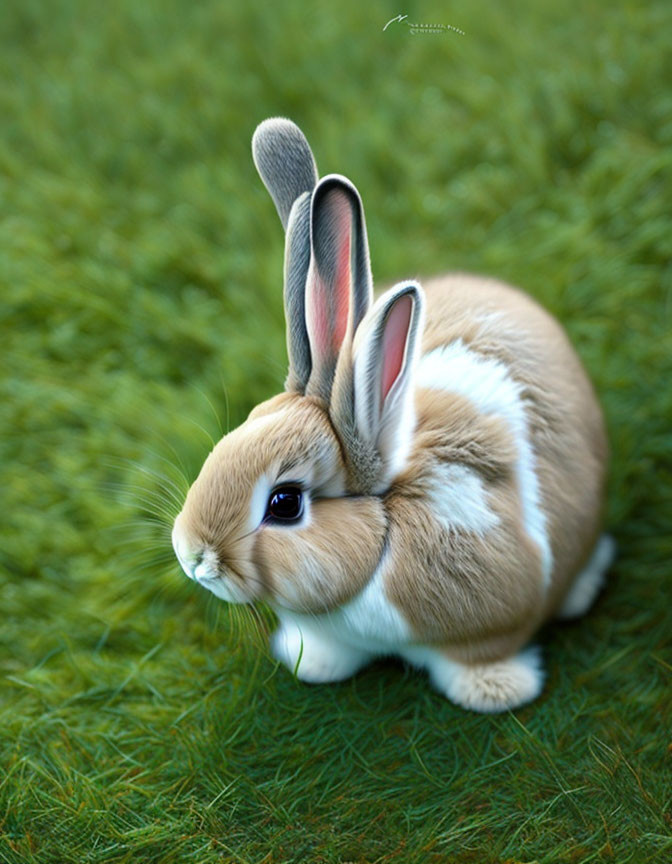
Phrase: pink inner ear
[
  {"left": 331, "top": 218, "right": 351, "bottom": 351},
  {"left": 307, "top": 188, "right": 352, "bottom": 359},
  {"left": 381, "top": 295, "right": 412, "bottom": 402}
]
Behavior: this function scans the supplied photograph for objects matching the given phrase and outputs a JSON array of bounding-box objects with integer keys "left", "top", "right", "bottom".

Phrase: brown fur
[
  {"left": 175, "top": 271, "right": 607, "bottom": 666},
  {"left": 174, "top": 118, "right": 609, "bottom": 702},
  {"left": 379, "top": 273, "right": 607, "bottom": 662},
  {"left": 177, "top": 393, "right": 387, "bottom": 612},
  {"left": 383, "top": 388, "right": 542, "bottom": 662},
  {"left": 256, "top": 496, "right": 386, "bottom": 611}
]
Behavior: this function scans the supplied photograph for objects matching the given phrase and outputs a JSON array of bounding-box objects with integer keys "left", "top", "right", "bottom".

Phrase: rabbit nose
[{"left": 193, "top": 549, "right": 219, "bottom": 581}]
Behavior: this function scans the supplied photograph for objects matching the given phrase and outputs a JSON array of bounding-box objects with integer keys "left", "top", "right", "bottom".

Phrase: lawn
[{"left": 1, "top": 1, "right": 671, "bottom": 862}]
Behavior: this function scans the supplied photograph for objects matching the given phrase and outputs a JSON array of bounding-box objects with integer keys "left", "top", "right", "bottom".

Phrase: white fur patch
[
  {"left": 400, "top": 643, "right": 544, "bottom": 712},
  {"left": 417, "top": 341, "right": 553, "bottom": 588},
  {"left": 172, "top": 522, "right": 193, "bottom": 578},
  {"left": 247, "top": 473, "right": 273, "bottom": 534},
  {"left": 271, "top": 614, "right": 373, "bottom": 682},
  {"left": 425, "top": 462, "right": 500, "bottom": 535},
  {"left": 557, "top": 534, "right": 615, "bottom": 619},
  {"left": 337, "top": 554, "right": 413, "bottom": 649},
  {"left": 377, "top": 393, "right": 417, "bottom": 489},
  {"left": 272, "top": 552, "right": 413, "bottom": 655}
]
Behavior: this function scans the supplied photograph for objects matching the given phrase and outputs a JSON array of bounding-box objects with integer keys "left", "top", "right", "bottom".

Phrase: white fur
[
  {"left": 247, "top": 472, "right": 274, "bottom": 533},
  {"left": 557, "top": 534, "right": 615, "bottom": 619},
  {"left": 272, "top": 551, "right": 413, "bottom": 660},
  {"left": 400, "top": 643, "right": 544, "bottom": 712},
  {"left": 337, "top": 553, "right": 414, "bottom": 649},
  {"left": 377, "top": 392, "right": 417, "bottom": 488},
  {"left": 425, "top": 462, "right": 500, "bottom": 535},
  {"left": 417, "top": 341, "right": 553, "bottom": 588},
  {"left": 172, "top": 523, "right": 193, "bottom": 578},
  {"left": 271, "top": 615, "right": 373, "bottom": 683}
]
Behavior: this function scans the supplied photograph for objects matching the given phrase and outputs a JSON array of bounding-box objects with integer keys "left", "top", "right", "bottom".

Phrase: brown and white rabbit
[{"left": 172, "top": 118, "right": 612, "bottom": 712}]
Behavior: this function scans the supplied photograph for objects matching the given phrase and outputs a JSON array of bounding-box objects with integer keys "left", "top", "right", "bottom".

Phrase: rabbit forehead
[{"left": 180, "top": 396, "right": 342, "bottom": 546}]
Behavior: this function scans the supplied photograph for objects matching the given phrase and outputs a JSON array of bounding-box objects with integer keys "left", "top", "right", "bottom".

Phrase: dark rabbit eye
[{"left": 266, "top": 486, "right": 304, "bottom": 523}]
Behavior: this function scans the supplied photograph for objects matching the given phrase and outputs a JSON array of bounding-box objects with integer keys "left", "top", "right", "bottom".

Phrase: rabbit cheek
[{"left": 255, "top": 497, "right": 386, "bottom": 613}]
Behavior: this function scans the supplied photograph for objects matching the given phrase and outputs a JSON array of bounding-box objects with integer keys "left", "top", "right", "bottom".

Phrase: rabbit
[{"left": 171, "top": 117, "right": 612, "bottom": 713}]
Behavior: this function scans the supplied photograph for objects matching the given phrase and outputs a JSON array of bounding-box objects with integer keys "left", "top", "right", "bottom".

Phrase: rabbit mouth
[
  {"left": 186, "top": 550, "right": 252, "bottom": 604},
  {"left": 195, "top": 570, "right": 251, "bottom": 604}
]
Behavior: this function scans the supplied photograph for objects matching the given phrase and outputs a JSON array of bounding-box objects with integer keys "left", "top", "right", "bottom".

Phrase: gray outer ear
[
  {"left": 252, "top": 117, "right": 318, "bottom": 393},
  {"left": 283, "top": 191, "right": 312, "bottom": 392},
  {"left": 252, "top": 118, "right": 319, "bottom": 230},
  {"left": 304, "top": 174, "right": 374, "bottom": 402}
]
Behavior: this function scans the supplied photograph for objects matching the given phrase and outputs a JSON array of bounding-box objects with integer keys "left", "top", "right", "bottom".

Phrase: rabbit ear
[
  {"left": 332, "top": 282, "right": 424, "bottom": 492},
  {"left": 283, "top": 191, "right": 312, "bottom": 392},
  {"left": 252, "top": 118, "right": 319, "bottom": 230},
  {"left": 304, "top": 174, "right": 374, "bottom": 401},
  {"left": 252, "top": 118, "right": 319, "bottom": 393}
]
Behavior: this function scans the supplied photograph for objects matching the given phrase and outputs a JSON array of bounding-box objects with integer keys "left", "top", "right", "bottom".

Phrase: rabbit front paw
[{"left": 270, "top": 618, "right": 373, "bottom": 684}]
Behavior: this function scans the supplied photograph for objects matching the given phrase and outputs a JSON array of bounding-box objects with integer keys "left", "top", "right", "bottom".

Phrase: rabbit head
[{"left": 172, "top": 119, "right": 424, "bottom": 614}]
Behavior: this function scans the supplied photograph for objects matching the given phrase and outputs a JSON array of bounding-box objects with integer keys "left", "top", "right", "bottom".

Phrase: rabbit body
[{"left": 172, "top": 119, "right": 610, "bottom": 712}]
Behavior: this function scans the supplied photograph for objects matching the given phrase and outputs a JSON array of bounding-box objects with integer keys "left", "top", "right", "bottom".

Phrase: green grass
[{"left": 1, "top": 0, "right": 671, "bottom": 861}]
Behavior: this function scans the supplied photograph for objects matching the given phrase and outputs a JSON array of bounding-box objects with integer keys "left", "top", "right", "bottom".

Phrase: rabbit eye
[{"left": 266, "top": 486, "right": 304, "bottom": 523}]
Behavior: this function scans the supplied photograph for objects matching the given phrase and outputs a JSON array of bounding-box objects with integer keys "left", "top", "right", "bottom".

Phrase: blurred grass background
[{"left": 1, "top": 0, "right": 671, "bottom": 861}]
